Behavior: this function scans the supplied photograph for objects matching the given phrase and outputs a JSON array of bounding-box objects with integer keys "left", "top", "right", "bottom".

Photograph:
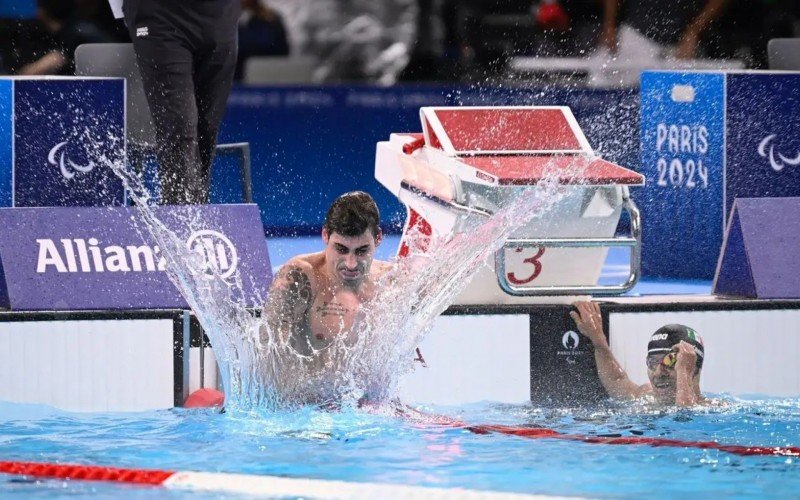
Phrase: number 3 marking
[{"left": 507, "top": 247, "right": 545, "bottom": 285}]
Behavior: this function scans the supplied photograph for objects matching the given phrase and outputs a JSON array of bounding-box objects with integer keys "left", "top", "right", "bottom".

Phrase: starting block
[{"left": 375, "top": 106, "right": 644, "bottom": 304}]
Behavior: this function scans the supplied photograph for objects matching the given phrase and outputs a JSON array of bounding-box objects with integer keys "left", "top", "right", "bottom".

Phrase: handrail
[
  {"left": 399, "top": 181, "right": 493, "bottom": 219},
  {"left": 398, "top": 180, "right": 642, "bottom": 296},
  {"left": 495, "top": 191, "right": 641, "bottom": 296}
]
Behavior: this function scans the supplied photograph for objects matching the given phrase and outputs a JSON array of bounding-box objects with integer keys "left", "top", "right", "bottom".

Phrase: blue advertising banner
[
  {"left": 0, "top": 79, "right": 10, "bottom": 207},
  {"left": 641, "top": 71, "right": 800, "bottom": 279},
  {"left": 640, "top": 72, "right": 725, "bottom": 279},
  {"left": 216, "top": 85, "right": 639, "bottom": 235},
  {"left": 11, "top": 78, "right": 125, "bottom": 207},
  {"left": 0, "top": 0, "right": 36, "bottom": 17},
  {"left": 0, "top": 204, "right": 271, "bottom": 310},
  {"left": 726, "top": 74, "right": 800, "bottom": 215}
]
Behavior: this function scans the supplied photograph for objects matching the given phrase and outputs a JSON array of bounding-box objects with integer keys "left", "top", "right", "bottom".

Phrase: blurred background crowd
[{"left": 0, "top": 0, "right": 798, "bottom": 86}]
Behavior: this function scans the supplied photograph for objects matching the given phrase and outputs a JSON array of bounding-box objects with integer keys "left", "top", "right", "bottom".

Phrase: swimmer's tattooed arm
[{"left": 264, "top": 263, "right": 315, "bottom": 351}]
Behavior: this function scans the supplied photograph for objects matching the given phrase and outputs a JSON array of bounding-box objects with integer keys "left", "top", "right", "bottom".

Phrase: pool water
[{"left": 1, "top": 397, "right": 798, "bottom": 497}]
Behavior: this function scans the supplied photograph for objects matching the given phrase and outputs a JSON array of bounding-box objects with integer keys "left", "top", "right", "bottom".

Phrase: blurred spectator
[
  {"left": 599, "top": 0, "right": 731, "bottom": 60},
  {"left": 0, "top": 18, "right": 46, "bottom": 75},
  {"left": 532, "top": 0, "right": 604, "bottom": 57},
  {"left": 712, "top": 0, "right": 798, "bottom": 68},
  {"left": 402, "top": 0, "right": 539, "bottom": 82},
  {"left": 287, "top": 0, "right": 417, "bottom": 83},
  {"left": 458, "top": 0, "right": 536, "bottom": 77},
  {"left": 74, "top": 0, "right": 129, "bottom": 43},
  {"left": 399, "top": 0, "right": 451, "bottom": 81},
  {"left": 17, "top": 0, "right": 113, "bottom": 75},
  {"left": 236, "top": 0, "right": 290, "bottom": 81}
]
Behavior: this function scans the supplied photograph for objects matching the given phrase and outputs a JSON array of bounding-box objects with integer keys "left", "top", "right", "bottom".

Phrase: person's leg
[
  {"left": 192, "top": 1, "right": 238, "bottom": 205},
  {"left": 139, "top": 43, "right": 199, "bottom": 205},
  {"left": 125, "top": 0, "right": 199, "bottom": 205},
  {"left": 192, "top": 37, "right": 237, "bottom": 205}
]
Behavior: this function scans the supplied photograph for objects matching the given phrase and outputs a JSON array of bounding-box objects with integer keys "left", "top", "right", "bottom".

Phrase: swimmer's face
[
  {"left": 322, "top": 228, "right": 381, "bottom": 287},
  {"left": 647, "top": 347, "right": 692, "bottom": 403},
  {"left": 647, "top": 356, "right": 678, "bottom": 402}
]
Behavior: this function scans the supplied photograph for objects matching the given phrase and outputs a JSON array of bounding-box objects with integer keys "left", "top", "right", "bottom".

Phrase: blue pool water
[{"left": 1, "top": 397, "right": 799, "bottom": 497}]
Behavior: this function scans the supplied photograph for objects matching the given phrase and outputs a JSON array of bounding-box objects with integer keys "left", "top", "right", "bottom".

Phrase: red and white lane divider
[
  {"left": 463, "top": 423, "right": 800, "bottom": 457},
  {"left": 397, "top": 407, "right": 800, "bottom": 458},
  {"left": 0, "top": 460, "right": 545, "bottom": 499}
]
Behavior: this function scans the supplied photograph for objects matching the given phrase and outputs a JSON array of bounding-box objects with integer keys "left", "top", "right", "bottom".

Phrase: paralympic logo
[
  {"left": 47, "top": 141, "right": 96, "bottom": 179},
  {"left": 562, "top": 330, "right": 580, "bottom": 350},
  {"left": 758, "top": 134, "right": 800, "bottom": 172},
  {"left": 186, "top": 230, "right": 239, "bottom": 279}
]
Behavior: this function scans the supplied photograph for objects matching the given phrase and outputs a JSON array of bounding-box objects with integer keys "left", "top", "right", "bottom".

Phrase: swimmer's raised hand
[
  {"left": 570, "top": 301, "right": 608, "bottom": 349},
  {"left": 674, "top": 340, "right": 697, "bottom": 375}
]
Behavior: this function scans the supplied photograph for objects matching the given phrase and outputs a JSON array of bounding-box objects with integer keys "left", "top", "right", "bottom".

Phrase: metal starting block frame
[
  {"left": 375, "top": 106, "right": 644, "bottom": 303},
  {"left": 495, "top": 192, "right": 641, "bottom": 296}
]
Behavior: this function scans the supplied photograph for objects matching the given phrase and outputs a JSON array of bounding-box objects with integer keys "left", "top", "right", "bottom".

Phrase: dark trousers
[{"left": 124, "top": 0, "right": 239, "bottom": 205}]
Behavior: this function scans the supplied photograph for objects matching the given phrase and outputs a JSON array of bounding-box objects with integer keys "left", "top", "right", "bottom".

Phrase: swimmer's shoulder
[
  {"left": 369, "top": 259, "right": 393, "bottom": 283},
  {"left": 373, "top": 259, "right": 392, "bottom": 274},
  {"left": 636, "top": 383, "right": 654, "bottom": 398},
  {"left": 286, "top": 252, "right": 325, "bottom": 270},
  {"left": 273, "top": 255, "right": 320, "bottom": 288}
]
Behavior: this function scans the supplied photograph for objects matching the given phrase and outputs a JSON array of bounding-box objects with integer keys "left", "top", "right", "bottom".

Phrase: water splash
[{"left": 103, "top": 150, "right": 586, "bottom": 411}]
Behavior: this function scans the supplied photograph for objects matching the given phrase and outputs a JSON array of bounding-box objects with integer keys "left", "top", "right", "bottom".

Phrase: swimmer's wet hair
[{"left": 324, "top": 191, "right": 381, "bottom": 238}]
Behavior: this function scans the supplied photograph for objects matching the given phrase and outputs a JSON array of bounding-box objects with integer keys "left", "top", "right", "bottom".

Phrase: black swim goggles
[{"left": 646, "top": 350, "right": 678, "bottom": 371}]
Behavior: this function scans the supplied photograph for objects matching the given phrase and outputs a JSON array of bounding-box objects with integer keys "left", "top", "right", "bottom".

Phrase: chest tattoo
[{"left": 315, "top": 301, "right": 350, "bottom": 318}]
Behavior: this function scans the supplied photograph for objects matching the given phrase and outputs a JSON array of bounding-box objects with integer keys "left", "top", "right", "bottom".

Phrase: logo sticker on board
[
  {"left": 562, "top": 330, "right": 580, "bottom": 350},
  {"left": 558, "top": 330, "right": 584, "bottom": 364},
  {"left": 47, "top": 141, "right": 96, "bottom": 179},
  {"left": 186, "top": 229, "right": 239, "bottom": 279},
  {"left": 758, "top": 134, "right": 800, "bottom": 172}
]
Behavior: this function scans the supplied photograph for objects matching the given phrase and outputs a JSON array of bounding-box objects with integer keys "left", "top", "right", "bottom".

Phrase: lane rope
[
  {"left": 0, "top": 460, "right": 545, "bottom": 498},
  {"left": 425, "top": 418, "right": 800, "bottom": 457},
  {"left": 395, "top": 406, "right": 800, "bottom": 457},
  {"left": 469, "top": 424, "right": 800, "bottom": 456}
]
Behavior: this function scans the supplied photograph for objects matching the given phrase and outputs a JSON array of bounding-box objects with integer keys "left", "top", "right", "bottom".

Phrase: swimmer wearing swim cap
[{"left": 570, "top": 301, "right": 706, "bottom": 406}]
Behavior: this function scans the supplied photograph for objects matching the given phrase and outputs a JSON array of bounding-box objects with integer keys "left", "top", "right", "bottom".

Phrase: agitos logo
[
  {"left": 47, "top": 141, "right": 96, "bottom": 179},
  {"left": 758, "top": 134, "right": 800, "bottom": 172}
]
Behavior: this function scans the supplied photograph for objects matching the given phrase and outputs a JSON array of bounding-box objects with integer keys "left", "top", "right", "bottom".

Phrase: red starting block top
[
  {"left": 409, "top": 106, "right": 643, "bottom": 186},
  {"left": 461, "top": 155, "right": 644, "bottom": 186},
  {"left": 421, "top": 106, "right": 592, "bottom": 155}
]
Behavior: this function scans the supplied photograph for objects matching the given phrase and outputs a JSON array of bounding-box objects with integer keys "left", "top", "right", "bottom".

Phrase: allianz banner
[
  {"left": 0, "top": 77, "right": 125, "bottom": 207},
  {"left": 0, "top": 204, "right": 272, "bottom": 310}
]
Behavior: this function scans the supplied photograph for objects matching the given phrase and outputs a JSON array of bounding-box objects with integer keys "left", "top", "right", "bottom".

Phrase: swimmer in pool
[
  {"left": 264, "top": 191, "right": 391, "bottom": 360},
  {"left": 570, "top": 301, "right": 706, "bottom": 407}
]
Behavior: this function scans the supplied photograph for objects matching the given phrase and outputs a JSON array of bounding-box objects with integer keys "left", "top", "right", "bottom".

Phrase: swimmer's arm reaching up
[
  {"left": 570, "top": 301, "right": 649, "bottom": 400},
  {"left": 674, "top": 340, "right": 701, "bottom": 407},
  {"left": 263, "top": 259, "right": 315, "bottom": 348}
]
